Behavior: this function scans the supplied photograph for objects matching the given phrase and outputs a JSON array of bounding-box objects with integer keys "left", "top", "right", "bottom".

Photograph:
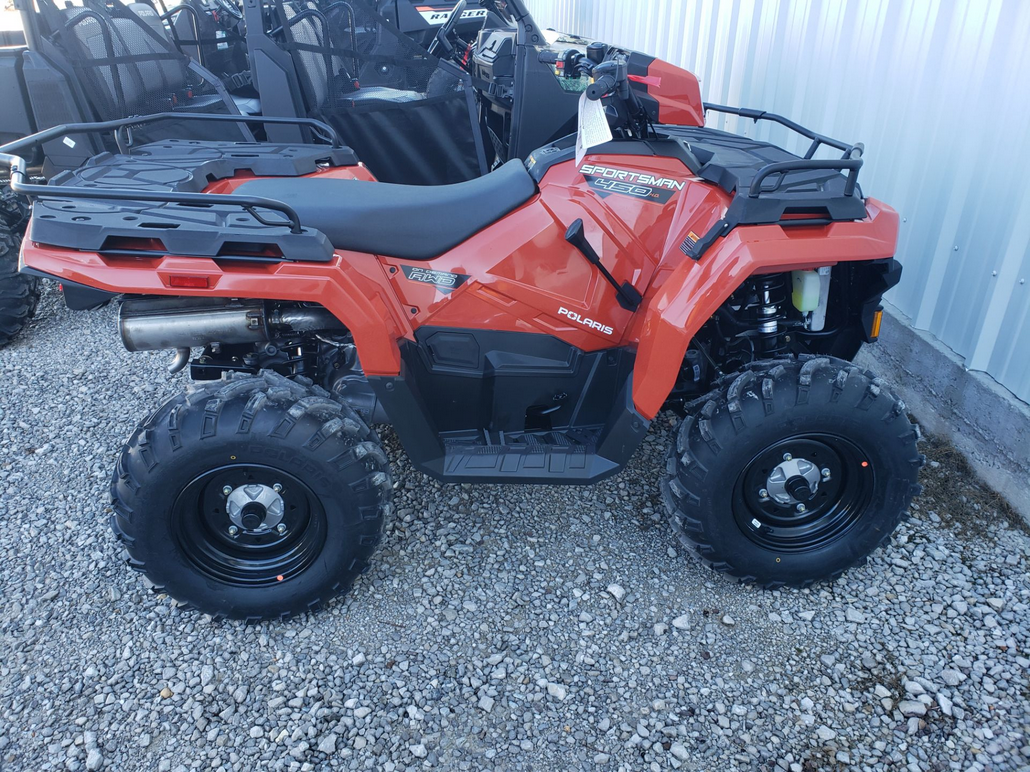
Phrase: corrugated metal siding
[{"left": 523, "top": 0, "right": 1030, "bottom": 402}]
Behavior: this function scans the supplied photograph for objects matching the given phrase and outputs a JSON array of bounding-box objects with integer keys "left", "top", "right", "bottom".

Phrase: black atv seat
[{"left": 235, "top": 161, "right": 537, "bottom": 260}]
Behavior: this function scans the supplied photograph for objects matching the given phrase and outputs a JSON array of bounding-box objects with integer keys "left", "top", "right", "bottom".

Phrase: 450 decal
[{"left": 580, "top": 163, "right": 686, "bottom": 204}]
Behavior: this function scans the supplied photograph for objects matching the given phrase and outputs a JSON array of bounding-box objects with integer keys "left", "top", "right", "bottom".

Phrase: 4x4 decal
[{"left": 401, "top": 265, "right": 471, "bottom": 293}]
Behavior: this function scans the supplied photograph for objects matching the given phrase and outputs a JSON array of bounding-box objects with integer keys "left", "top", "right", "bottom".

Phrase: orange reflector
[
  {"left": 168, "top": 275, "right": 209, "bottom": 289},
  {"left": 861, "top": 461, "right": 869, "bottom": 468},
  {"left": 870, "top": 309, "right": 883, "bottom": 340},
  {"left": 276, "top": 575, "right": 284, "bottom": 582}
]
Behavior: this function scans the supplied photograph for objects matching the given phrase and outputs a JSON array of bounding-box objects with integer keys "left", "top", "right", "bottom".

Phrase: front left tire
[{"left": 662, "top": 356, "right": 924, "bottom": 588}]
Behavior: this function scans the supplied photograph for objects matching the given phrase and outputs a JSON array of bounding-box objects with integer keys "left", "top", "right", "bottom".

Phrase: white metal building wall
[{"left": 522, "top": 0, "right": 1030, "bottom": 402}]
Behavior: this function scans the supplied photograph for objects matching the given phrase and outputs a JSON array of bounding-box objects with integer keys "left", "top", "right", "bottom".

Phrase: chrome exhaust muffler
[
  {"left": 119, "top": 298, "right": 267, "bottom": 352},
  {"left": 118, "top": 298, "right": 346, "bottom": 369}
]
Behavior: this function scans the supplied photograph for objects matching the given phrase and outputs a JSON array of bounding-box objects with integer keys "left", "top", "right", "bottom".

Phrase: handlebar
[
  {"left": 586, "top": 74, "right": 617, "bottom": 101},
  {"left": 536, "top": 48, "right": 625, "bottom": 102}
]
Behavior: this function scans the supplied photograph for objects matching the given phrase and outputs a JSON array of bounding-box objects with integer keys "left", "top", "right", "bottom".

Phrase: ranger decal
[{"left": 415, "top": 5, "right": 489, "bottom": 24}]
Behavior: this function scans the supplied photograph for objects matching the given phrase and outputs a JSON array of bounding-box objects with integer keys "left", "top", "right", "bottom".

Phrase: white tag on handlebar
[{"left": 575, "top": 90, "right": 613, "bottom": 167}]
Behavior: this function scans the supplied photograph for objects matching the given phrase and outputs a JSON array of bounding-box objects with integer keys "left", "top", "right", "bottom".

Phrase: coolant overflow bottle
[{"left": 792, "top": 268, "right": 833, "bottom": 331}]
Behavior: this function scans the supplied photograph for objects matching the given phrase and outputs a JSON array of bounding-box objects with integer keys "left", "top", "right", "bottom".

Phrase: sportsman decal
[{"left": 580, "top": 163, "right": 686, "bottom": 204}]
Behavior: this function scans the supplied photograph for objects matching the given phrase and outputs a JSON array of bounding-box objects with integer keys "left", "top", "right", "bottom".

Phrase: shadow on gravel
[{"left": 915, "top": 426, "right": 1027, "bottom": 541}]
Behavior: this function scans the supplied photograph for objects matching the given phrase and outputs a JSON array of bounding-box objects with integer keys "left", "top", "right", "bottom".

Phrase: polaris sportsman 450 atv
[{"left": 3, "top": 45, "right": 923, "bottom": 620}]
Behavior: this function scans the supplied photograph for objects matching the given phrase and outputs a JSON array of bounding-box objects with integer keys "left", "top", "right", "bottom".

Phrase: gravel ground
[{"left": 1, "top": 287, "right": 1029, "bottom": 772}]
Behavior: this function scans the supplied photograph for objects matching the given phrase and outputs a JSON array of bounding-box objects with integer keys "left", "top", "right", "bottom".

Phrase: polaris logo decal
[
  {"left": 558, "top": 307, "right": 614, "bottom": 336},
  {"left": 401, "top": 265, "right": 470, "bottom": 293},
  {"left": 580, "top": 163, "right": 685, "bottom": 204},
  {"left": 415, "top": 5, "right": 489, "bottom": 24}
]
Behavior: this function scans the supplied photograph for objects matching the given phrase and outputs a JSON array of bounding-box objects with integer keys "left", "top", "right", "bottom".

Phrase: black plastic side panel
[
  {"left": 242, "top": 0, "right": 307, "bottom": 143},
  {"left": 20, "top": 50, "right": 99, "bottom": 172},
  {"left": 408, "top": 327, "right": 633, "bottom": 434},
  {"left": 368, "top": 329, "right": 650, "bottom": 484},
  {"left": 508, "top": 44, "right": 584, "bottom": 161}
]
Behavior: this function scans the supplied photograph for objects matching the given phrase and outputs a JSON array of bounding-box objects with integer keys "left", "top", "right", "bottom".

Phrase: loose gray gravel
[{"left": 2, "top": 287, "right": 1029, "bottom": 772}]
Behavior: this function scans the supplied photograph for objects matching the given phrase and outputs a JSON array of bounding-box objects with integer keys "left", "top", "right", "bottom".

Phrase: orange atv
[{"left": 3, "top": 48, "right": 922, "bottom": 620}]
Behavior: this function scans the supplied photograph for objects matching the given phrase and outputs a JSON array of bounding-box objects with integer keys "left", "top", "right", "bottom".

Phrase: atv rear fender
[{"left": 631, "top": 197, "right": 900, "bottom": 419}]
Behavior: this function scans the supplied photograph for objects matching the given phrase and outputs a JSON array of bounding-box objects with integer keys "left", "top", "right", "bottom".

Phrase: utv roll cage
[
  {"left": 5, "top": 0, "right": 250, "bottom": 173},
  {"left": 243, "top": 0, "right": 488, "bottom": 182}
]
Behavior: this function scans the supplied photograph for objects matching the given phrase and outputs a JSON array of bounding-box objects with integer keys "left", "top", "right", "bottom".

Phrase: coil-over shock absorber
[{"left": 752, "top": 274, "right": 789, "bottom": 356}]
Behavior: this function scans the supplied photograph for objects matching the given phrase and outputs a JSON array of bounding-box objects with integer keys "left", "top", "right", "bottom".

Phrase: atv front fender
[{"left": 632, "top": 198, "right": 900, "bottom": 419}]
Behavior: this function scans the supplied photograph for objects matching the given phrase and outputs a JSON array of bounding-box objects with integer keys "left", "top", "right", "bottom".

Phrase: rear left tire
[{"left": 110, "top": 371, "right": 393, "bottom": 621}]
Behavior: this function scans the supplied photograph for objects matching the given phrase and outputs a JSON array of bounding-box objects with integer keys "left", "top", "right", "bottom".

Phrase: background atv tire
[
  {"left": 110, "top": 371, "right": 393, "bottom": 621},
  {"left": 662, "top": 356, "right": 923, "bottom": 588},
  {"left": 0, "top": 186, "right": 38, "bottom": 347}
]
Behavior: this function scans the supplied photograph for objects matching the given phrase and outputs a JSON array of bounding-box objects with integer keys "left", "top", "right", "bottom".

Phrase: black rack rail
[
  {"left": 703, "top": 103, "right": 864, "bottom": 195},
  {"left": 0, "top": 112, "right": 344, "bottom": 235},
  {"left": 668, "top": 105, "right": 869, "bottom": 260}
]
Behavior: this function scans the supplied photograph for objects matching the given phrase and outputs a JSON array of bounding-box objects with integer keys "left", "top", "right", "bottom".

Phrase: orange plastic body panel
[
  {"left": 644, "top": 59, "right": 705, "bottom": 127},
  {"left": 21, "top": 153, "right": 898, "bottom": 421}
]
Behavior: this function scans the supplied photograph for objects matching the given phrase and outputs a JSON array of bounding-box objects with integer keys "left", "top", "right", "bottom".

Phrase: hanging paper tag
[{"left": 575, "top": 90, "right": 613, "bottom": 167}]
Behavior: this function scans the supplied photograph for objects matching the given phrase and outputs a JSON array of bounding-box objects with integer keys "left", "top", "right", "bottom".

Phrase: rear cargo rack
[
  {"left": 0, "top": 113, "right": 354, "bottom": 262},
  {"left": 0, "top": 113, "right": 342, "bottom": 234}
]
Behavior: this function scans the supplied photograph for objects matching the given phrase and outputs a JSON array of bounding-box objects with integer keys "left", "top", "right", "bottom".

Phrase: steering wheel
[
  {"left": 427, "top": 0, "right": 467, "bottom": 57},
  {"left": 212, "top": 0, "right": 243, "bottom": 22}
]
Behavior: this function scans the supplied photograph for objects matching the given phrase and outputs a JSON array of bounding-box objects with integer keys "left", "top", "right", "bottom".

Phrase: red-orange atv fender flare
[
  {"left": 18, "top": 245, "right": 411, "bottom": 375},
  {"left": 632, "top": 198, "right": 900, "bottom": 419}
]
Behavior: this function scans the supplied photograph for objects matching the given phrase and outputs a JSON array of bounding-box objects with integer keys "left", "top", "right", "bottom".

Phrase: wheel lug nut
[
  {"left": 796, "top": 503, "right": 807, "bottom": 513},
  {"left": 222, "top": 485, "right": 233, "bottom": 496},
  {"left": 759, "top": 488, "right": 769, "bottom": 499},
  {"left": 228, "top": 525, "right": 240, "bottom": 537},
  {"left": 821, "top": 467, "right": 831, "bottom": 479},
  {"left": 276, "top": 524, "right": 287, "bottom": 535},
  {"left": 273, "top": 483, "right": 283, "bottom": 493},
  {"left": 783, "top": 453, "right": 793, "bottom": 461}
]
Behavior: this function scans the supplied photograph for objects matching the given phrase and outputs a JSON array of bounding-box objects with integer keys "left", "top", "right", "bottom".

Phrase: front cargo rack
[
  {"left": 0, "top": 113, "right": 356, "bottom": 263},
  {"left": 675, "top": 104, "right": 867, "bottom": 259}
]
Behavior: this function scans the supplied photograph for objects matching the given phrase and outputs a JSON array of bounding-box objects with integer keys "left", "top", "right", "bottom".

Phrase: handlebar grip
[
  {"left": 537, "top": 51, "right": 559, "bottom": 65},
  {"left": 586, "top": 74, "right": 617, "bottom": 101}
]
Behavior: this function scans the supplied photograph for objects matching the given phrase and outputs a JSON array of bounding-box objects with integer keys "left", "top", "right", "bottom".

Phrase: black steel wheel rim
[
  {"left": 172, "top": 464, "right": 327, "bottom": 586},
  {"left": 733, "top": 434, "right": 874, "bottom": 553}
]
